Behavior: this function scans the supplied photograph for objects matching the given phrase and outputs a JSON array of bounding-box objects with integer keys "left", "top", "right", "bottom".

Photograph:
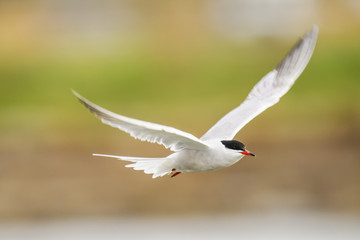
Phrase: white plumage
[{"left": 73, "top": 25, "right": 318, "bottom": 178}]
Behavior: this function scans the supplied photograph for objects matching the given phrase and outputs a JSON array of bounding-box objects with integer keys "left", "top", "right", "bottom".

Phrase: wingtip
[
  {"left": 312, "top": 24, "right": 319, "bottom": 32},
  {"left": 308, "top": 24, "right": 319, "bottom": 39},
  {"left": 308, "top": 24, "right": 319, "bottom": 50},
  {"left": 71, "top": 89, "right": 93, "bottom": 108},
  {"left": 71, "top": 89, "right": 83, "bottom": 100}
]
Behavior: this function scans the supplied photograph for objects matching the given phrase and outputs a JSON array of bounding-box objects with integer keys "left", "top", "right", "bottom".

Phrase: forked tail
[{"left": 93, "top": 154, "right": 171, "bottom": 178}]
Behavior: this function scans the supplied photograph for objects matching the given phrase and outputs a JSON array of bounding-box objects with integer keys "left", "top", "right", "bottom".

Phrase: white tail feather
[{"left": 93, "top": 153, "right": 171, "bottom": 178}]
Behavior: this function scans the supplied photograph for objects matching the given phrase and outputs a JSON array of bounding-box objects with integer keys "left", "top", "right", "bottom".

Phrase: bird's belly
[{"left": 170, "top": 150, "right": 240, "bottom": 173}]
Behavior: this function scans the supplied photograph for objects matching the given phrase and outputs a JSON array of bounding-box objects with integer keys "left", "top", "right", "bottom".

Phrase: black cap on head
[{"left": 221, "top": 140, "right": 245, "bottom": 151}]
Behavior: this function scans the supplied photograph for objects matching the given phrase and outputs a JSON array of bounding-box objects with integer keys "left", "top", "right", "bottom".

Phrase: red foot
[
  {"left": 171, "top": 168, "right": 181, "bottom": 178},
  {"left": 171, "top": 172, "right": 181, "bottom": 178}
]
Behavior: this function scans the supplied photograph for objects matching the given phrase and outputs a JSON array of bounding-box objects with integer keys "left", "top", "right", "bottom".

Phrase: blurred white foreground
[{"left": 1, "top": 211, "right": 360, "bottom": 240}]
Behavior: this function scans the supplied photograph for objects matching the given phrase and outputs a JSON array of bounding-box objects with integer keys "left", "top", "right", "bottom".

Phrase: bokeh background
[{"left": 0, "top": 0, "right": 359, "bottom": 239}]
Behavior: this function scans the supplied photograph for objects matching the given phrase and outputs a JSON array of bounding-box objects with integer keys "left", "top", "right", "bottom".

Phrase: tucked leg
[
  {"left": 171, "top": 168, "right": 181, "bottom": 178},
  {"left": 171, "top": 172, "right": 181, "bottom": 178}
]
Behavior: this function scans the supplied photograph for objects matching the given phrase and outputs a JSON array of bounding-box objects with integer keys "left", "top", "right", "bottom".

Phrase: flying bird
[{"left": 73, "top": 25, "right": 318, "bottom": 178}]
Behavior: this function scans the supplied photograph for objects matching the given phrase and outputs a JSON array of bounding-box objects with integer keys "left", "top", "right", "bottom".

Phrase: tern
[{"left": 73, "top": 25, "right": 318, "bottom": 178}]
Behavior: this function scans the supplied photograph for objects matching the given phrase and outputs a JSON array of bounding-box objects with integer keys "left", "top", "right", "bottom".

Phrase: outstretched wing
[
  {"left": 73, "top": 90, "right": 209, "bottom": 151},
  {"left": 201, "top": 25, "right": 318, "bottom": 141}
]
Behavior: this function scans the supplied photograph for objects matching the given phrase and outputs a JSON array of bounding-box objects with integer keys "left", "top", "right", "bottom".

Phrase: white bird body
[
  {"left": 74, "top": 25, "right": 318, "bottom": 178},
  {"left": 168, "top": 139, "right": 244, "bottom": 172},
  {"left": 94, "top": 139, "right": 243, "bottom": 178}
]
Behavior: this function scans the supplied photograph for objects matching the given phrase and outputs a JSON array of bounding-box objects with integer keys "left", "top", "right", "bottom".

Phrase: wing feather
[
  {"left": 73, "top": 90, "right": 209, "bottom": 151},
  {"left": 201, "top": 25, "right": 319, "bottom": 141}
]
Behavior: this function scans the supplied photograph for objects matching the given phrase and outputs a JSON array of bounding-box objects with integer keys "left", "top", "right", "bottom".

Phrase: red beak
[{"left": 241, "top": 150, "right": 255, "bottom": 157}]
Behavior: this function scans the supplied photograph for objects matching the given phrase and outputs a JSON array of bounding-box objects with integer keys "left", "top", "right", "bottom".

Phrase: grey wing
[
  {"left": 201, "top": 25, "right": 319, "bottom": 141},
  {"left": 73, "top": 90, "right": 209, "bottom": 151}
]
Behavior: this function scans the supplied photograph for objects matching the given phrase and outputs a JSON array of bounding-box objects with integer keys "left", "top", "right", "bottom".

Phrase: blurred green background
[{"left": 0, "top": 0, "right": 359, "bottom": 223}]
